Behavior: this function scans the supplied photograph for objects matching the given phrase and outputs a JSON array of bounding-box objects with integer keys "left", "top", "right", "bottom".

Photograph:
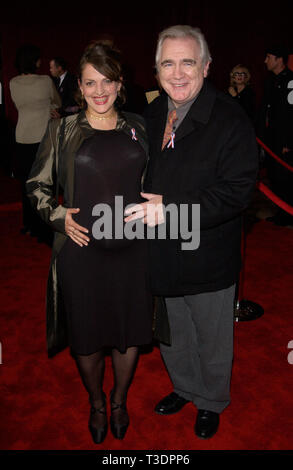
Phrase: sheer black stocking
[
  {"left": 111, "top": 346, "right": 139, "bottom": 426},
  {"left": 75, "top": 350, "right": 106, "bottom": 431},
  {"left": 74, "top": 347, "right": 139, "bottom": 434}
]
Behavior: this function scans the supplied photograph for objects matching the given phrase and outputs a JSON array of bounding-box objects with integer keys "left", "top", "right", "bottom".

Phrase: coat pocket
[{"left": 178, "top": 229, "right": 226, "bottom": 284}]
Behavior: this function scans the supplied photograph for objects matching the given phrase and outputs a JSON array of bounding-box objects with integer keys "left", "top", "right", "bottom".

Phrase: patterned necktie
[{"left": 162, "top": 109, "right": 178, "bottom": 149}]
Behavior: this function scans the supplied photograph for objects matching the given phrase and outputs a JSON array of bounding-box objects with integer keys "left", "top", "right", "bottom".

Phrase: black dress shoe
[
  {"left": 20, "top": 226, "right": 30, "bottom": 235},
  {"left": 110, "top": 391, "right": 129, "bottom": 440},
  {"left": 155, "top": 392, "right": 190, "bottom": 415},
  {"left": 266, "top": 214, "right": 293, "bottom": 226},
  {"left": 195, "top": 409, "right": 219, "bottom": 439},
  {"left": 274, "top": 215, "right": 293, "bottom": 226},
  {"left": 88, "top": 394, "right": 108, "bottom": 444}
]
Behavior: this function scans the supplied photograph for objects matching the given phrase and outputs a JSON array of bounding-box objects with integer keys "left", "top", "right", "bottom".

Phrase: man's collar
[
  {"left": 59, "top": 71, "right": 67, "bottom": 83},
  {"left": 278, "top": 66, "right": 291, "bottom": 76},
  {"left": 168, "top": 95, "right": 197, "bottom": 113},
  {"left": 186, "top": 80, "right": 217, "bottom": 124}
]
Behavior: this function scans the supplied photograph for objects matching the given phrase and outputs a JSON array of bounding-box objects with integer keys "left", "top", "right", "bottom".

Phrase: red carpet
[{"left": 0, "top": 177, "right": 292, "bottom": 451}]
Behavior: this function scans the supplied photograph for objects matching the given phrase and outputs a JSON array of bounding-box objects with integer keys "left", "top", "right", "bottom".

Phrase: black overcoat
[
  {"left": 143, "top": 80, "right": 259, "bottom": 297},
  {"left": 57, "top": 72, "right": 79, "bottom": 116},
  {"left": 257, "top": 67, "right": 293, "bottom": 153}
]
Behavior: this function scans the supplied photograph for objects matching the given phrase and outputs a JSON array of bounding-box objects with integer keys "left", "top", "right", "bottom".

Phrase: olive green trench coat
[{"left": 26, "top": 110, "right": 149, "bottom": 357}]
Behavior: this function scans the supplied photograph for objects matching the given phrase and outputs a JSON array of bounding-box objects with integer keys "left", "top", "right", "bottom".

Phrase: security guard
[{"left": 257, "top": 45, "right": 293, "bottom": 225}]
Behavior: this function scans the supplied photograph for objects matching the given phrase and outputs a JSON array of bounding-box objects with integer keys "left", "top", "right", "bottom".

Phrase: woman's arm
[
  {"left": 26, "top": 119, "right": 67, "bottom": 234},
  {"left": 26, "top": 119, "right": 90, "bottom": 246},
  {"left": 50, "top": 77, "right": 62, "bottom": 110}
]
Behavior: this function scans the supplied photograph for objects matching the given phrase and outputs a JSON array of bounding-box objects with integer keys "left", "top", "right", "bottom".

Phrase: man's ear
[{"left": 203, "top": 61, "right": 210, "bottom": 78}]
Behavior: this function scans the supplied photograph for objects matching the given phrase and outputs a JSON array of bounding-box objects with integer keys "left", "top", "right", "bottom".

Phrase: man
[
  {"left": 257, "top": 45, "right": 293, "bottom": 226},
  {"left": 125, "top": 25, "right": 258, "bottom": 439},
  {"left": 49, "top": 57, "right": 79, "bottom": 117}
]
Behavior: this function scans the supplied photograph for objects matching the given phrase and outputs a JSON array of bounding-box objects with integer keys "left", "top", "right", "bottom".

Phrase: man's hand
[
  {"left": 282, "top": 147, "right": 291, "bottom": 154},
  {"left": 124, "top": 192, "right": 164, "bottom": 227}
]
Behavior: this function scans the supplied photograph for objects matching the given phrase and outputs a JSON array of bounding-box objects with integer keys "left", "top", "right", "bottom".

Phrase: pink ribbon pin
[
  {"left": 131, "top": 128, "right": 138, "bottom": 141},
  {"left": 167, "top": 132, "right": 175, "bottom": 148}
]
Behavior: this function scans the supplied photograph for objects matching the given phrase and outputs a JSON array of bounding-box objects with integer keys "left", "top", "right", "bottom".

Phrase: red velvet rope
[
  {"left": 256, "top": 137, "right": 293, "bottom": 173},
  {"left": 257, "top": 181, "right": 293, "bottom": 215},
  {"left": 256, "top": 138, "right": 293, "bottom": 215}
]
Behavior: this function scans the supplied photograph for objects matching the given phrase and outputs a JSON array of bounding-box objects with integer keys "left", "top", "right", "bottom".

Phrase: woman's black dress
[{"left": 57, "top": 129, "right": 153, "bottom": 355}]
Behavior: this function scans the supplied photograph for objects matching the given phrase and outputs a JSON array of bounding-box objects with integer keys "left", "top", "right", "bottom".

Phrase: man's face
[
  {"left": 50, "top": 60, "right": 61, "bottom": 77},
  {"left": 158, "top": 37, "right": 210, "bottom": 107},
  {"left": 264, "top": 53, "right": 280, "bottom": 73}
]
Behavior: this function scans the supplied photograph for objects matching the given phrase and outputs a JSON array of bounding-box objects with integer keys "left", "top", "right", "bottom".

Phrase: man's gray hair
[{"left": 155, "top": 25, "right": 212, "bottom": 69}]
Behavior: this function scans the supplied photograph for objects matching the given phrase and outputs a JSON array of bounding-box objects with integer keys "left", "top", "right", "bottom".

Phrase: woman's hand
[
  {"left": 65, "top": 208, "right": 90, "bottom": 247},
  {"left": 50, "top": 109, "right": 61, "bottom": 119},
  {"left": 228, "top": 86, "right": 237, "bottom": 97}
]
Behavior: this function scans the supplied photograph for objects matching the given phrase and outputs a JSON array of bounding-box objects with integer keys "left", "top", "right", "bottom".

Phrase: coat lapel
[
  {"left": 148, "top": 94, "right": 169, "bottom": 154},
  {"left": 174, "top": 115, "right": 199, "bottom": 143},
  {"left": 61, "top": 111, "right": 95, "bottom": 206},
  {"left": 173, "top": 80, "right": 217, "bottom": 144}
]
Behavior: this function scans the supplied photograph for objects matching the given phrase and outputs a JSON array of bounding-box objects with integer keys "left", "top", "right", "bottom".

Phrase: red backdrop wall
[{"left": 1, "top": 1, "right": 292, "bottom": 126}]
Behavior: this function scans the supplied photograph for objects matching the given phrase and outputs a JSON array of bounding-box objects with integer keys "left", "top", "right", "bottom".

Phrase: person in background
[
  {"left": 228, "top": 64, "right": 255, "bottom": 120},
  {"left": 49, "top": 56, "right": 79, "bottom": 118},
  {"left": 257, "top": 45, "right": 293, "bottom": 226},
  {"left": 27, "top": 40, "right": 152, "bottom": 444},
  {"left": 125, "top": 25, "right": 258, "bottom": 440},
  {"left": 122, "top": 64, "right": 148, "bottom": 114},
  {"left": 9, "top": 44, "right": 61, "bottom": 240}
]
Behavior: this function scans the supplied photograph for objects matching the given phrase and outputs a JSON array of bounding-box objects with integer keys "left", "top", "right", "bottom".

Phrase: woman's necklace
[{"left": 86, "top": 110, "right": 117, "bottom": 121}]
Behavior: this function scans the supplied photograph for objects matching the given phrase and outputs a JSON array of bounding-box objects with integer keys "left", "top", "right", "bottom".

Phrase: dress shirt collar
[
  {"left": 59, "top": 71, "right": 67, "bottom": 86},
  {"left": 167, "top": 94, "right": 199, "bottom": 129}
]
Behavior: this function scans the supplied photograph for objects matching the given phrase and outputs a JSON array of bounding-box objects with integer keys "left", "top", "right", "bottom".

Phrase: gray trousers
[{"left": 160, "top": 284, "right": 236, "bottom": 414}]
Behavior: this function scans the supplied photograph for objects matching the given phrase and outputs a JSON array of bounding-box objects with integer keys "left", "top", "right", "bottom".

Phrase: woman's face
[
  {"left": 79, "top": 63, "right": 121, "bottom": 116},
  {"left": 232, "top": 69, "right": 247, "bottom": 85}
]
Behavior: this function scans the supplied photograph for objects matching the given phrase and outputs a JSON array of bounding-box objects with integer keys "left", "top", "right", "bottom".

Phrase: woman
[
  {"left": 228, "top": 64, "right": 255, "bottom": 120},
  {"left": 26, "top": 41, "right": 153, "bottom": 444},
  {"left": 10, "top": 44, "right": 61, "bottom": 238}
]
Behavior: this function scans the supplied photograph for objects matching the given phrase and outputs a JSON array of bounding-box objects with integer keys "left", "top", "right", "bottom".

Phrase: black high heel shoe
[
  {"left": 88, "top": 393, "right": 108, "bottom": 444},
  {"left": 110, "top": 390, "right": 129, "bottom": 440}
]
